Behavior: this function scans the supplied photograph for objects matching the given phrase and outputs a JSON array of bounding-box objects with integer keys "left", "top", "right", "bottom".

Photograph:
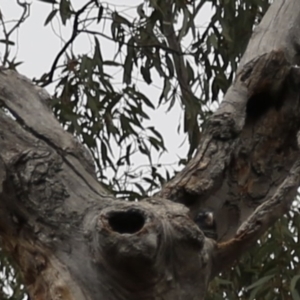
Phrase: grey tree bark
[{"left": 0, "top": 0, "right": 300, "bottom": 299}]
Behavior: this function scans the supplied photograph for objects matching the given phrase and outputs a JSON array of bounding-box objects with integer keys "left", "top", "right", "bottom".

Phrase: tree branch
[
  {"left": 159, "top": 3, "right": 202, "bottom": 156},
  {"left": 0, "top": 70, "right": 215, "bottom": 300},
  {"left": 0, "top": 70, "right": 105, "bottom": 194},
  {"left": 159, "top": 0, "right": 300, "bottom": 242},
  {"left": 212, "top": 152, "right": 300, "bottom": 276},
  {"left": 39, "top": 0, "right": 94, "bottom": 87}
]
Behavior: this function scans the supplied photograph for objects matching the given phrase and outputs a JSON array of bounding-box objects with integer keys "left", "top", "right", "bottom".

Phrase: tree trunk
[{"left": 1, "top": 0, "right": 300, "bottom": 299}]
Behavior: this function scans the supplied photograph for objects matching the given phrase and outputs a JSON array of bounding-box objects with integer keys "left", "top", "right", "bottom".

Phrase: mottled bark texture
[{"left": 1, "top": 0, "right": 300, "bottom": 299}]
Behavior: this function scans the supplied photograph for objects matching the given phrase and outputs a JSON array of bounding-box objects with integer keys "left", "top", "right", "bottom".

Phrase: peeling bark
[{"left": 0, "top": 0, "right": 300, "bottom": 299}]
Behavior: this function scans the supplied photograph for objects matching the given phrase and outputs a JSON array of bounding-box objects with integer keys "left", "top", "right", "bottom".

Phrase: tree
[{"left": 1, "top": 0, "right": 300, "bottom": 299}]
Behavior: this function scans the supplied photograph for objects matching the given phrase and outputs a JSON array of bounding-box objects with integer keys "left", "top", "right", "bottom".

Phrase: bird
[{"left": 194, "top": 209, "right": 217, "bottom": 240}]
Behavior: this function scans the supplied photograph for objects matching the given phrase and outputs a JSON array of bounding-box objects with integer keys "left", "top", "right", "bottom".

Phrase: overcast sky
[{"left": 1, "top": 0, "right": 213, "bottom": 189}]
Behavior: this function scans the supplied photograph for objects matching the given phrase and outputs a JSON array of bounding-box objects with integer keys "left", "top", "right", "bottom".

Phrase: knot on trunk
[{"left": 83, "top": 200, "right": 213, "bottom": 298}]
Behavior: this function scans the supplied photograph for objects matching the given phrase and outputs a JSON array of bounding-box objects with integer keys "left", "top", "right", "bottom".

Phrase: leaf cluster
[{"left": 208, "top": 205, "right": 300, "bottom": 300}]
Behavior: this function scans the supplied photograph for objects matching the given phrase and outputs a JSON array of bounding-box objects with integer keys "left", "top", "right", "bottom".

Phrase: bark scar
[{"left": 237, "top": 49, "right": 291, "bottom": 98}]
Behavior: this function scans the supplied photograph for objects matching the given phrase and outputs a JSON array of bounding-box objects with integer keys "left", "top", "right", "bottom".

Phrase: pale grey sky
[{"left": 1, "top": 0, "right": 213, "bottom": 190}]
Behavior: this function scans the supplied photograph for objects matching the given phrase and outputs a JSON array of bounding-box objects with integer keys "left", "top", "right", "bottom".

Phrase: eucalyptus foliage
[{"left": 1, "top": 0, "right": 300, "bottom": 299}]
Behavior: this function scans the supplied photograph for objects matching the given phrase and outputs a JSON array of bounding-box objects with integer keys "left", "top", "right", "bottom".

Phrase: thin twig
[
  {"left": 40, "top": 0, "right": 94, "bottom": 87},
  {"left": 0, "top": 0, "right": 30, "bottom": 66}
]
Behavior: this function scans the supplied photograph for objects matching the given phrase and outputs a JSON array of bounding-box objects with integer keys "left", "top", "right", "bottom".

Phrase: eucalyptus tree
[{"left": 0, "top": 0, "right": 300, "bottom": 299}]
